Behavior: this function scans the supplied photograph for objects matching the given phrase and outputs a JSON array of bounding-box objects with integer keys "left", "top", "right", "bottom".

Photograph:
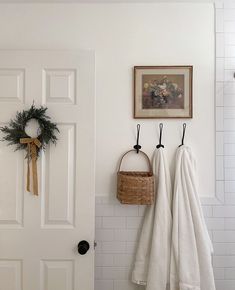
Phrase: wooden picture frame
[{"left": 134, "top": 66, "right": 193, "bottom": 119}]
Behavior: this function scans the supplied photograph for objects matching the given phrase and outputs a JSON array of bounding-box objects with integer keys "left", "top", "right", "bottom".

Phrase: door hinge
[{"left": 94, "top": 240, "right": 97, "bottom": 249}]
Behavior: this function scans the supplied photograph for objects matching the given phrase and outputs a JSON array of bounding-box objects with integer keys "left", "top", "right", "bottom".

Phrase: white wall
[
  {"left": 94, "top": 2, "right": 235, "bottom": 289},
  {"left": 0, "top": 2, "right": 215, "bottom": 197}
]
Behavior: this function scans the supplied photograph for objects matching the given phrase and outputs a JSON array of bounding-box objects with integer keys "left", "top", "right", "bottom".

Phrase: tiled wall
[
  {"left": 95, "top": 197, "right": 215, "bottom": 290},
  {"left": 95, "top": 2, "right": 235, "bottom": 290},
  {"left": 95, "top": 197, "right": 144, "bottom": 290}
]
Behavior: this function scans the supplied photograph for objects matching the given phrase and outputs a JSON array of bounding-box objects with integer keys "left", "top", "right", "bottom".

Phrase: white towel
[
  {"left": 132, "top": 147, "right": 172, "bottom": 290},
  {"left": 170, "top": 145, "right": 215, "bottom": 290}
]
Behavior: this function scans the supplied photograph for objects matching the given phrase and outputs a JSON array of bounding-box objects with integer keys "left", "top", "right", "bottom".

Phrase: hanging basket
[{"left": 117, "top": 150, "right": 154, "bottom": 205}]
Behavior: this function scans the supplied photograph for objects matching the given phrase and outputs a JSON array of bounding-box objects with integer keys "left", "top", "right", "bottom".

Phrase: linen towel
[
  {"left": 170, "top": 145, "right": 215, "bottom": 290},
  {"left": 132, "top": 147, "right": 172, "bottom": 290}
]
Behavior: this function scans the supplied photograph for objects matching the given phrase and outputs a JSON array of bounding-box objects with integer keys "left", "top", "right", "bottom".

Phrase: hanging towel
[
  {"left": 132, "top": 147, "right": 172, "bottom": 290},
  {"left": 170, "top": 145, "right": 215, "bottom": 290}
]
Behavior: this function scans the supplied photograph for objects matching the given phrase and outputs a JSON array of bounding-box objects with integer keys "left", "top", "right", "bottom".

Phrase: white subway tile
[
  {"left": 205, "top": 218, "right": 224, "bottom": 230},
  {"left": 213, "top": 268, "right": 225, "bottom": 280},
  {"left": 202, "top": 206, "right": 213, "bottom": 217},
  {"left": 214, "top": 231, "right": 235, "bottom": 242},
  {"left": 216, "top": 9, "right": 224, "bottom": 32},
  {"left": 95, "top": 267, "right": 103, "bottom": 279},
  {"left": 224, "top": 94, "right": 235, "bottom": 106},
  {"left": 225, "top": 168, "right": 235, "bottom": 180},
  {"left": 224, "top": 82, "right": 235, "bottom": 95},
  {"left": 114, "top": 280, "right": 139, "bottom": 290},
  {"left": 113, "top": 254, "right": 133, "bottom": 267},
  {"left": 225, "top": 33, "right": 235, "bottom": 45},
  {"left": 225, "top": 45, "right": 235, "bottom": 57},
  {"left": 217, "top": 33, "right": 225, "bottom": 57},
  {"left": 225, "top": 9, "right": 235, "bottom": 21},
  {"left": 102, "top": 241, "right": 126, "bottom": 254},
  {"left": 213, "top": 243, "right": 235, "bottom": 255},
  {"left": 224, "top": 70, "right": 235, "bottom": 82},
  {"left": 114, "top": 229, "right": 139, "bottom": 242},
  {"left": 216, "top": 82, "right": 224, "bottom": 106},
  {"left": 216, "top": 156, "right": 224, "bottom": 180},
  {"left": 102, "top": 217, "right": 126, "bottom": 229},
  {"left": 224, "top": 119, "right": 235, "bottom": 131},
  {"left": 96, "top": 204, "right": 114, "bottom": 217},
  {"left": 224, "top": 144, "right": 235, "bottom": 155},
  {"left": 224, "top": 132, "right": 235, "bottom": 143},
  {"left": 101, "top": 196, "right": 119, "bottom": 205},
  {"left": 95, "top": 229, "right": 114, "bottom": 241},
  {"left": 95, "top": 280, "right": 114, "bottom": 290},
  {"left": 96, "top": 217, "right": 102, "bottom": 229},
  {"left": 216, "top": 107, "right": 224, "bottom": 131},
  {"left": 114, "top": 204, "right": 138, "bottom": 217},
  {"left": 216, "top": 58, "right": 224, "bottom": 81},
  {"left": 225, "top": 193, "right": 235, "bottom": 204},
  {"left": 216, "top": 180, "right": 224, "bottom": 204},
  {"left": 225, "top": 21, "right": 235, "bottom": 33},
  {"left": 225, "top": 181, "right": 235, "bottom": 192},
  {"left": 224, "top": 155, "right": 235, "bottom": 168},
  {"left": 217, "top": 132, "right": 224, "bottom": 155},
  {"left": 225, "top": 57, "right": 235, "bottom": 69},
  {"left": 126, "top": 217, "right": 143, "bottom": 229},
  {"left": 213, "top": 206, "right": 235, "bottom": 217},
  {"left": 214, "top": 255, "right": 235, "bottom": 267},
  {"left": 225, "top": 145, "right": 235, "bottom": 158},
  {"left": 225, "top": 218, "right": 235, "bottom": 229},
  {"left": 225, "top": 268, "right": 235, "bottom": 279},
  {"left": 224, "top": 107, "right": 235, "bottom": 118},
  {"left": 215, "top": 1, "right": 223, "bottom": 9},
  {"left": 138, "top": 205, "right": 146, "bottom": 217},
  {"left": 225, "top": 1, "right": 235, "bottom": 9},
  {"left": 102, "top": 267, "right": 129, "bottom": 280},
  {"left": 95, "top": 253, "right": 114, "bottom": 267},
  {"left": 126, "top": 242, "right": 137, "bottom": 254},
  {"left": 215, "top": 280, "right": 235, "bottom": 290}
]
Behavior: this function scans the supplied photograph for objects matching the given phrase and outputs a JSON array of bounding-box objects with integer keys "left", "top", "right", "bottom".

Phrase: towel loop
[
  {"left": 179, "top": 123, "right": 187, "bottom": 147},
  {"left": 133, "top": 124, "right": 142, "bottom": 153},
  {"left": 156, "top": 123, "right": 164, "bottom": 148}
]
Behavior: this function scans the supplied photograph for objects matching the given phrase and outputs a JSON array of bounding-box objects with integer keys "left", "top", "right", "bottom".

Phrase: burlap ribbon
[{"left": 20, "top": 138, "right": 41, "bottom": 196}]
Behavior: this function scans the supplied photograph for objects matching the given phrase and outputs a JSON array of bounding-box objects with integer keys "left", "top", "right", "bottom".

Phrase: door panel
[
  {"left": 0, "top": 133, "right": 24, "bottom": 229},
  {"left": 0, "top": 50, "right": 95, "bottom": 290},
  {"left": 0, "top": 260, "right": 22, "bottom": 290},
  {"left": 41, "top": 124, "right": 76, "bottom": 229},
  {"left": 40, "top": 260, "right": 74, "bottom": 290},
  {"left": 0, "top": 69, "right": 25, "bottom": 103},
  {"left": 42, "top": 69, "right": 76, "bottom": 104}
]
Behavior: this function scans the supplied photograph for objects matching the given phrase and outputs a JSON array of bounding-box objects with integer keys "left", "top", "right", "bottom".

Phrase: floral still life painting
[{"left": 134, "top": 66, "right": 193, "bottom": 118}]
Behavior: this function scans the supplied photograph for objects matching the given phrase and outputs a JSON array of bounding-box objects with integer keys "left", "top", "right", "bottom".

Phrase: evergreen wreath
[{"left": 0, "top": 104, "right": 59, "bottom": 155}]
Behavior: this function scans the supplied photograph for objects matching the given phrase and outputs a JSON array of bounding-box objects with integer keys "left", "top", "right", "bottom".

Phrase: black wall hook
[
  {"left": 179, "top": 123, "right": 187, "bottom": 147},
  {"left": 156, "top": 123, "right": 164, "bottom": 148},
  {"left": 133, "top": 124, "right": 142, "bottom": 153}
]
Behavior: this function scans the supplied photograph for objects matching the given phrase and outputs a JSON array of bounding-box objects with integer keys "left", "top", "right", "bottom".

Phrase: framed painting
[{"left": 134, "top": 66, "right": 193, "bottom": 118}]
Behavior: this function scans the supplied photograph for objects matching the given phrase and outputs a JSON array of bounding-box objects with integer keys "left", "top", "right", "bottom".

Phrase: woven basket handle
[{"left": 118, "top": 149, "right": 152, "bottom": 173}]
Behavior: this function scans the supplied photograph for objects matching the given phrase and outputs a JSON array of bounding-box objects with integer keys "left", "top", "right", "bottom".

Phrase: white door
[{"left": 0, "top": 50, "right": 95, "bottom": 290}]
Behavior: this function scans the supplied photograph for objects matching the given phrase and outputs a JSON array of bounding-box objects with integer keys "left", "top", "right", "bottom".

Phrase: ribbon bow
[{"left": 20, "top": 138, "right": 41, "bottom": 195}]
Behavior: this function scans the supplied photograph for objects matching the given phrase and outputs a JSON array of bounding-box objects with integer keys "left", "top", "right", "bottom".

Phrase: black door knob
[{"left": 77, "top": 240, "right": 90, "bottom": 255}]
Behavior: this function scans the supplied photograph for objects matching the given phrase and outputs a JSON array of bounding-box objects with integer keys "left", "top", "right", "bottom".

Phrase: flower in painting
[
  {"left": 142, "top": 75, "right": 184, "bottom": 109},
  {"left": 172, "top": 83, "right": 178, "bottom": 89},
  {"left": 144, "top": 83, "right": 149, "bottom": 89}
]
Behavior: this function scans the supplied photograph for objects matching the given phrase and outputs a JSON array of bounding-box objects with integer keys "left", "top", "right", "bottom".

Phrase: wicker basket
[{"left": 117, "top": 150, "right": 154, "bottom": 205}]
